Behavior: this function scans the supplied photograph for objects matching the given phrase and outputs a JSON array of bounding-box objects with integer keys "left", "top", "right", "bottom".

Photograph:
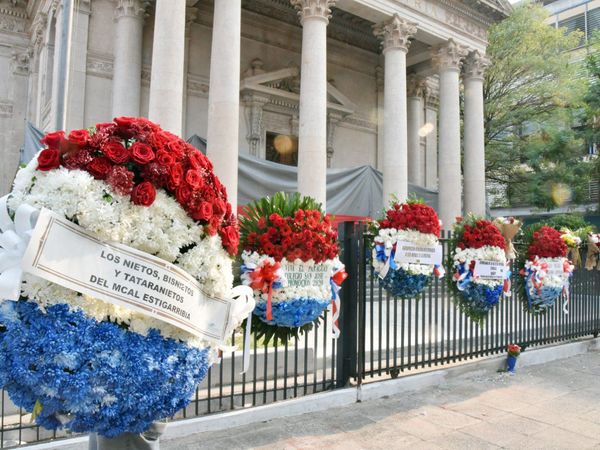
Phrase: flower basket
[
  {"left": 447, "top": 216, "right": 510, "bottom": 323},
  {"left": 519, "top": 226, "right": 573, "bottom": 313},
  {"left": 371, "top": 200, "right": 444, "bottom": 299},
  {"left": 0, "top": 118, "right": 251, "bottom": 437},
  {"left": 239, "top": 192, "right": 346, "bottom": 342}
]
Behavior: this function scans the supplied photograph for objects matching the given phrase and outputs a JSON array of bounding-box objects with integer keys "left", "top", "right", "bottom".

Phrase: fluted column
[
  {"left": 206, "top": 0, "right": 242, "bottom": 211},
  {"left": 148, "top": 0, "right": 185, "bottom": 134},
  {"left": 407, "top": 74, "right": 426, "bottom": 186},
  {"left": 463, "top": 50, "right": 490, "bottom": 217},
  {"left": 112, "top": 0, "right": 146, "bottom": 118},
  {"left": 432, "top": 39, "right": 467, "bottom": 230},
  {"left": 424, "top": 80, "right": 439, "bottom": 190},
  {"left": 374, "top": 15, "right": 417, "bottom": 203},
  {"left": 291, "top": 0, "right": 335, "bottom": 208}
]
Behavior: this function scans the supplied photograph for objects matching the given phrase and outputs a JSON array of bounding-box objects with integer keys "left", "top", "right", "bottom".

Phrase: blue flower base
[
  {"left": 525, "top": 280, "right": 562, "bottom": 312},
  {"left": 507, "top": 355, "right": 518, "bottom": 373},
  {"left": 253, "top": 297, "right": 331, "bottom": 328},
  {"left": 0, "top": 300, "right": 211, "bottom": 438},
  {"left": 376, "top": 268, "right": 431, "bottom": 299},
  {"left": 458, "top": 282, "right": 503, "bottom": 319}
]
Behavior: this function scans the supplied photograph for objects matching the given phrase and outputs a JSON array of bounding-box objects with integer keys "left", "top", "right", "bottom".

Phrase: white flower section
[
  {"left": 453, "top": 245, "right": 506, "bottom": 287},
  {"left": 241, "top": 251, "right": 336, "bottom": 304},
  {"left": 8, "top": 156, "right": 232, "bottom": 348},
  {"left": 372, "top": 228, "right": 439, "bottom": 276},
  {"left": 525, "top": 256, "right": 573, "bottom": 289}
]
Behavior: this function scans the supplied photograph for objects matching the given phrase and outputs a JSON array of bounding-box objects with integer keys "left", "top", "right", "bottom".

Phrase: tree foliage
[{"left": 484, "top": 3, "right": 591, "bottom": 209}]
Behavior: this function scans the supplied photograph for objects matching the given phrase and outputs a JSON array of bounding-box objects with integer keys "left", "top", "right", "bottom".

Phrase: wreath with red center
[
  {"left": 377, "top": 201, "right": 441, "bottom": 236},
  {"left": 527, "top": 226, "right": 568, "bottom": 260},
  {"left": 35, "top": 117, "right": 239, "bottom": 255}
]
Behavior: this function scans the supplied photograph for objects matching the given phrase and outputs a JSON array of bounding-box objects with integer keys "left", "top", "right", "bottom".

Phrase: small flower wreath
[
  {"left": 370, "top": 198, "right": 444, "bottom": 299},
  {"left": 239, "top": 192, "right": 346, "bottom": 343},
  {"left": 518, "top": 225, "right": 573, "bottom": 314},
  {"left": 446, "top": 215, "right": 510, "bottom": 324}
]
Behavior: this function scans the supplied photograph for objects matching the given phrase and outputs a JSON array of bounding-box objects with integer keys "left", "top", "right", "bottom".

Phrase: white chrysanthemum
[
  {"left": 453, "top": 245, "right": 507, "bottom": 287},
  {"left": 372, "top": 228, "right": 439, "bottom": 276},
  {"left": 526, "top": 256, "right": 572, "bottom": 288},
  {"left": 10, "top": 157, "right": 233, "bottom": 347}
]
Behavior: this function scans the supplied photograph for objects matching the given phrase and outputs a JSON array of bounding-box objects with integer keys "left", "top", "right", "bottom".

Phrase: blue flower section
[
  {"left": 376, "top": 268, "right": 432, "bottom": 299},
  {"left": 458, "top": 282, "right": 503, "bottom": 318},
  {"left": 0, "top": 300, "right": 211, "bottom": 438},
  {"left": 525, "top": 280, "right": 562, "bottom": 312},
  {"left": 253, "top": 298, "right": 331, "bottom": 328}
]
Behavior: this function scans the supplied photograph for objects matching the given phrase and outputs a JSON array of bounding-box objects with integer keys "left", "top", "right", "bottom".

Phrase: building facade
[{"left": 0, "top": 0, "right": 510, "bottom": 227}]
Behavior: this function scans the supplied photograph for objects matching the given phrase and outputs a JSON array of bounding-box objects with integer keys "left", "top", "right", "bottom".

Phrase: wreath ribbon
[{"left": 329, "top": 267, "right": 347, "bottom": 339}]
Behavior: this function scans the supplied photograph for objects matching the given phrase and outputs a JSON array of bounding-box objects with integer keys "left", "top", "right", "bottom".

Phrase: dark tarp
[{"left": 24, "top": 127, "right": 438, "bottom": 217}]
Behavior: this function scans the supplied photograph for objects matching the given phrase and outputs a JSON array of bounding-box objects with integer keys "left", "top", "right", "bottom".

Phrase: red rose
[
  {"left": 114, "top": 116, "right": 137, "bottom": 137},
  {"left": 167, "top": 165, "right": 184, "bottom": 190},
  {"left": 156, "top": 149, "right": 175, "bottom": 167},
  {"left": 37, "top": 148, "right": 61, "bottom": 171},
  {"left": 185, "top": 169, "right": 204, "bottom": 190},
  {"left": 102, "top": 141, "right": 130, "bottom": 164},
  {"left": 68, "top": 129, "right": 90, "bottom": 147},
  {"left": 212, "top": 199, "right": 226, "bottom": 218},
  {"left": 131, "top": 181, "right": 157, "bottom": 207},
  {"left": 131, "top": 142, "right": 155, "bottom": 164},
  {"left": 193, "top": 201, "right": 214, "bottom": 221},
  {"left": 220, "top": 225, "right": 240, "bottom": 255},
  {"left": 40, "top": 131, "right": 65, "bottom": 150},
  {"left": 188, "top": 150, "right": 210, "bottom": 170},
  {"left": 87, "top": 157, "right": 113, "bottom": 180},
  {"left": 176, "top": 183, "right": 193, "bottom": 205}
]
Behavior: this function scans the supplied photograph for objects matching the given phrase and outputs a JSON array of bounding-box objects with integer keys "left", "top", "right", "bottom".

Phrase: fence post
[{"left": 336, "top": 221, "right": 359, "bottom": 388}]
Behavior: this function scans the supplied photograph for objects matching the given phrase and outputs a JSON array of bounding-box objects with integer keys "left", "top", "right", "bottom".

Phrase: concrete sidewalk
[{"left": 163, "top": 350, "right": 600, "bottom": 449}]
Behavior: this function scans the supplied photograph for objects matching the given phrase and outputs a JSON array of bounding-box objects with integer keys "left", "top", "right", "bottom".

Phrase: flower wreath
[
  {"left": 371, "top": 199, "right": 444, "bottom": 299},
  {"left": 518, "top": 225, "right": 573, "bottom": 314},
  {"left": 0, "top": 117, "right": 251, "bottom": 437},
  {"left": 239, "top": 192, "right": 346, "bottom": 342},
  {"left": 447, "top": 216, "right": 510, "bottom": 323}
]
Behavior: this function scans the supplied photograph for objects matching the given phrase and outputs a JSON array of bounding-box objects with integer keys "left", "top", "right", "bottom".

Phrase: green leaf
[{"left": 31, "top": 400, "right": 43, "bottom": 423}]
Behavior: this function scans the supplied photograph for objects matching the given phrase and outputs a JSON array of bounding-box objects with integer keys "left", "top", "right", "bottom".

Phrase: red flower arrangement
[
  {"left": 240, "top": 193, "right": 338, "bottom": 264},
  {"left": 456, "top": 220, "right": 506, "bottom": 250},
  {"left": 35, "top": 117, "right": 239, "bottom": 255},
  {"left": 527, "top": 226, "right": 568, "bottom": 260},
  {"left": 378, "top": 202, "right": 441, "bottom": 236}
]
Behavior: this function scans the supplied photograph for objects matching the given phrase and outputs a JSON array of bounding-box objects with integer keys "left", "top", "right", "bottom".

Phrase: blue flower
[
  {"left": 0, "top": 300, "right": 211, "bottom": 438},
  {"left": 525, "top": 280, "right": 562, "bottom": 312},
  {"left": 376, "top": 268, "right": 432, "bottom": 299},
  {"left": 253, "top": 298, "right": 331, "bottom": 328}
]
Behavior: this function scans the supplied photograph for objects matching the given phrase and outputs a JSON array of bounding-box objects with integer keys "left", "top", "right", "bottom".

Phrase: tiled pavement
[{"left": 163, "top": 350, "right": 600, "bottom": 449}]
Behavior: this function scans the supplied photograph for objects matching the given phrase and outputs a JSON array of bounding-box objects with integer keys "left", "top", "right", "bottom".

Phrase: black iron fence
[{"left": 2, "top": 221, "right": 599, "bottom": 448}]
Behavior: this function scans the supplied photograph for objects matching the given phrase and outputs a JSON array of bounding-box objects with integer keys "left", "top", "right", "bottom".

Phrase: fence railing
[{"left": 2, "top": 221, "right": 599, "bottom": 448}]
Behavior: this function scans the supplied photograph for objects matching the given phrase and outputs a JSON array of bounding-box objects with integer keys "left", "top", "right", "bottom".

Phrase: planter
[{"left": 507, "top": 355, "right": 518, "bottom": 373}]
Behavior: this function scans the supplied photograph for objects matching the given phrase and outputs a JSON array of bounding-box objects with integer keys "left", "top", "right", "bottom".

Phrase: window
[
  {"left": 587, "top": 7, "right": 600, "bottom": 39},
  {"left": 559, "top": 12, "right": 586, "bottom": 46},
  {"left": 265, "top": 132, "right": 298, "bottom": 166}
]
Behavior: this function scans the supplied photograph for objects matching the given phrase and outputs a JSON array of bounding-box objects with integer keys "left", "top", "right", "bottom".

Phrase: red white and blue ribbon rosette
[
  {"left": 521, "top": 226, "right": 574, "bottom": 313},
  {"left": 372, "top": 201, "right": 444, "bottom": 299},
  {"left": 450, "top": 217, "right": 511, "bottom": 322},
  {"left": 0, "top": 118, "right": 252, "bottom": 438}
]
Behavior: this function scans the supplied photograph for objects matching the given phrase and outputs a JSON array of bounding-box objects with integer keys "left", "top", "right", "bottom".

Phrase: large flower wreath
[
  {"left": 0, "top": 117, "right": 251, "bottom": 437},
  {"left": 447, "top": 216, "right": 510, "bottom": 323},
  {"left": 518, "top": 225, "right": 573, "bottom": 313},
  {"left": 239, "top": 192, "right": 346, "bottom": 342},
  {"left": 371, "top": 199, "right": 444, "bottom": 299}
]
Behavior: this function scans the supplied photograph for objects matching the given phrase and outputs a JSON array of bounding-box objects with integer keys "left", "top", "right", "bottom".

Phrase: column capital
[
  {"left": 114, "top": 0, "right": 148, "bottom": 20},
  {"left": 424, "top": 78, "right": 439, "bottom": 109},
  {"left": 291, "top": 0, "right": 336, "bottom": 25},
  {"left": 463, "top": 50, "right": 491, "bottom": 81},
  {"left": 406, "top": 74, "right": 426, "bottom": 98},
  {"left": 431, "top": 39, "right": 468, "bottom": 72},
  {"left": 373, "top": 15, "right": 417, "bottom": 53}
]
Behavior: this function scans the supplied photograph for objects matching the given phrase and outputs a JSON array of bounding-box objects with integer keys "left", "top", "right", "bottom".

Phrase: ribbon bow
[
  {"left": 329, "top": 266, "right": 348, "bottom": 339},
  {"left": 227, "top": 285, "right": 255, "bottom": 374},
  {"left": 241, "top": 260, "right": 284, "bottom": 322},
  {"left": 374, "top": 242, "right": 396, "bottom": 279},
  {"left": 0, "top": 195, "right": 38, "bottom": 301}
]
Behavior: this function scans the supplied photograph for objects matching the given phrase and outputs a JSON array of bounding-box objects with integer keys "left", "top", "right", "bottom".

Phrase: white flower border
[
  {"left": 372, "top": 228, "right": 439, "bottom": 276},
  {"left": 453, "top": 245, "right": 507, "bottom": 288},
  {"left": 7, "top": 156, "right": 234, "bottom": 349},
  {"left": 241, "top": 250, "right": 340, "bottom": 304},
  {"left": 525, "top": 256, "right": 573, "bottom": 289}
]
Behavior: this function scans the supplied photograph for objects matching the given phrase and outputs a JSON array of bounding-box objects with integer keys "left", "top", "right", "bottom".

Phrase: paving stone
[{"left": 426, "top": 430, "right": 501, "bottom": 450}]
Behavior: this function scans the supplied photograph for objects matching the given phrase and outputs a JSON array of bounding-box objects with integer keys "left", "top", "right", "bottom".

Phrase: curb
[{"left": 21, "top": 338, "right": 599, "bottom": 449}]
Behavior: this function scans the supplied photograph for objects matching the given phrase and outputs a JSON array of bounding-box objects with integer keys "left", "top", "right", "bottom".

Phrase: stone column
[
  {"left": 407, "top": 74, "right": 425, "bottom": 186},
  {"left": 463, "top": 50, "right": 490, "bottom": 217},
  {"left": 112, "top": 0, "right": 146, "bottom": 118},
  {"left": 424, "top": 80, "right": 439, "bottom": 190},
  {"left": 432, "top": 39, "right": 467, "bottom": 230},
  {"left": 375, "top": 65, "right": 384, "bottom": 170},
  {"left": 206, "top": 0, "right": 242, "bottom": 211},
  {"left": 182, "top": 6, "right": 198, "bottom": 135},
  {"left": 290, "top": 0, "right": 335, "bottom": 208},
  {"left": 373, "top": 15, "right": 417, "bottom": 203},
  {"left": 148, "top": 0, "right": 185, "bottom": 135}
]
